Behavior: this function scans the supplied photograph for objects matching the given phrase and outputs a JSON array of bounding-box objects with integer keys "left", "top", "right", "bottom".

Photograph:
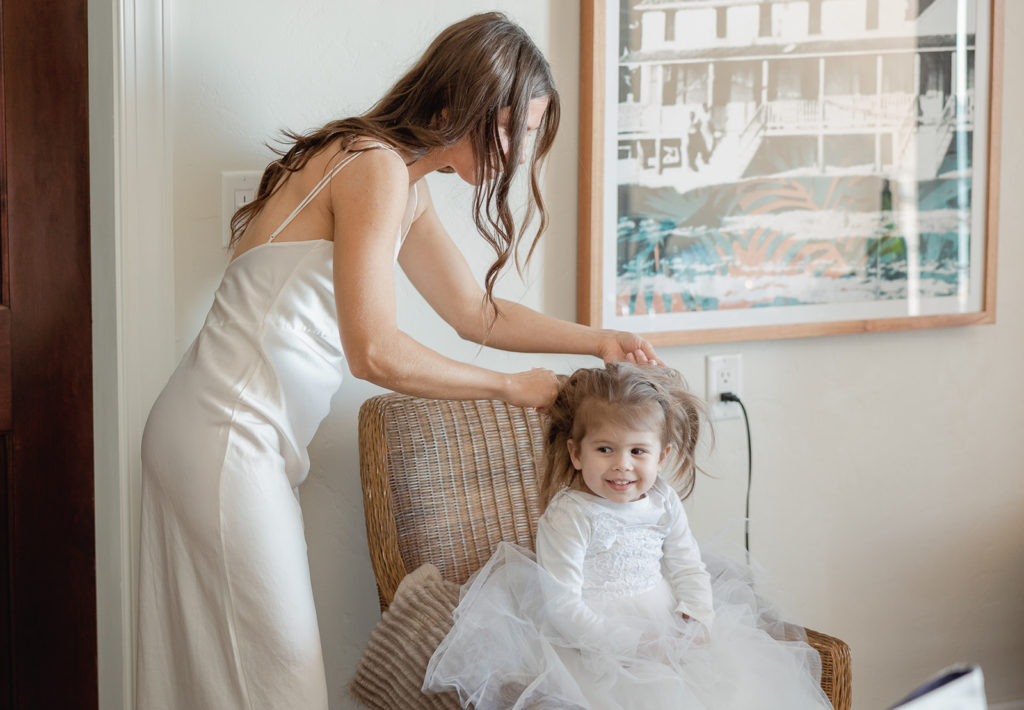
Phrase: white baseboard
[{"left": 989, "top": 699, "right": 1024, "bottom": 710}]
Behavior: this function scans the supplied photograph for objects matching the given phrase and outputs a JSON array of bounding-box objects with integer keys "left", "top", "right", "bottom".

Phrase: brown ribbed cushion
[{"left": 350, "top": 564, "right": 462, "bottom": 710}]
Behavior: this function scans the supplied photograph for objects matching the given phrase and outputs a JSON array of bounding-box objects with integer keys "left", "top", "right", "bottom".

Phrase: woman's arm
[
  {"left": 398, "top": 181, "right": 662, "bottom": 365},
  {"left": 329, "top": 149, "right": 557, "bottom": 408}
]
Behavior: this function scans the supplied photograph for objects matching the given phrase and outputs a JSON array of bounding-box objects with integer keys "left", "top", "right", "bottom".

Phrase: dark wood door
[{"left": 0, "top": 0, "right": 97, "bottom": 707}]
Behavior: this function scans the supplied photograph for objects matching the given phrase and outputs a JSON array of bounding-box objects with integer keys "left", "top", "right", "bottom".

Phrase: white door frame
[{"left": 92, "top": 0, "right": 175, "bottom": 707}]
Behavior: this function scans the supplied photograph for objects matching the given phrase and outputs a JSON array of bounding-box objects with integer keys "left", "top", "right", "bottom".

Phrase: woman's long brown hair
[{"left": 229, "top": 12, "right": 560, "bottom": 311}]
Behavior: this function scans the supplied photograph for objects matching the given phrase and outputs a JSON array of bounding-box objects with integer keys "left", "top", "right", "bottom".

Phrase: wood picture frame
[{"left": 578, "top": 0, "right": 1002, "bottom": 345}]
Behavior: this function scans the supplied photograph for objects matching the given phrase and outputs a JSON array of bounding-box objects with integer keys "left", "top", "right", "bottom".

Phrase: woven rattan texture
[
  {"left": 358, "top": 393, "right": 851, "bottom": 710},
  {"left": 807, "top": 628, "right": 853, "bottom": 710},
  {"left": 359, "top": 396, "right": 545, "bottom": 605}
]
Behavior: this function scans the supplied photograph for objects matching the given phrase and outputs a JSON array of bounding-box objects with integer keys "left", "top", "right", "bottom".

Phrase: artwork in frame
[{"left": 578, "top": 0, "right": 1002, "bottom": 345}]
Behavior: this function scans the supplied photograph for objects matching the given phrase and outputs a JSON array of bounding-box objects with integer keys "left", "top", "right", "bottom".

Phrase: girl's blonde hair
[
  {"left": 540, "top": 363, "right": 707, "bottom": 507},
  {"left": 230, "top": 12, "right": 559, "bottom": 314}
]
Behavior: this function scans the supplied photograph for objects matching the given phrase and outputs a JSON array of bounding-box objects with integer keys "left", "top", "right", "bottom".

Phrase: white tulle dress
[{"left": 423, "top": 478, "right": 832, "bottom": 709}]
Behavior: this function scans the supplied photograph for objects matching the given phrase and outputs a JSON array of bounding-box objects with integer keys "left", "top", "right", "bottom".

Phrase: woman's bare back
[{"left": 231, "top": 139, "right": 408, "bottom": 261}]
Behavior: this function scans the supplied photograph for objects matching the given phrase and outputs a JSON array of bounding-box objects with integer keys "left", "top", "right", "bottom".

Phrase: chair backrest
[{"left": 358, "top": 394, "right": 546, "bottom": 609}]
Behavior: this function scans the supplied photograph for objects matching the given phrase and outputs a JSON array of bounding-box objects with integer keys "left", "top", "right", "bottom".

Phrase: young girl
[
  {"left": 136, "top": 13, "right": 660, "bottom": 710},
  {"left": 424, "top": 363, "right": 832, "bottom": 709}
]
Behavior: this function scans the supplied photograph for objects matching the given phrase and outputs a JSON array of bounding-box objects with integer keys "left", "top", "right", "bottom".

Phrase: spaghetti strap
[{"left": 267, "top": 142, "right": 400, "bottom": 243}]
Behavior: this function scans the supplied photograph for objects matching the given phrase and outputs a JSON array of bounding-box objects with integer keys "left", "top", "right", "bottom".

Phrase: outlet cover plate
[
  {"left": 706, "top": 354, "right": 742, "bottom": 420},
  {"left": 221, "top": 171, "right": 262, "bottom": 247}
]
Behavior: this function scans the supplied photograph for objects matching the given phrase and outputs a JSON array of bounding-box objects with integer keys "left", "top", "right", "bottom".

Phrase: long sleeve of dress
[
  {"left": 534, "top": 498, "right": 644, "bottom": 655},
  {"left": 659, "top": 482, "right": 715, "bottom": 629}
]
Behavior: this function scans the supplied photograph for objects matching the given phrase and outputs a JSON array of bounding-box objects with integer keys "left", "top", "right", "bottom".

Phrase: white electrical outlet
[
  {"left": 221, "top": 171, "right": 263, "bottom": 247},
  {"left": 705, "top": 354, "right": 742, "bottom": 420}
]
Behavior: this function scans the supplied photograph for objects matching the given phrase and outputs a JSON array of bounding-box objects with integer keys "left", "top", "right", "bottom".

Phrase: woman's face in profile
[{"left": 444, "top": 96, "right": 550, "bottom": 185}]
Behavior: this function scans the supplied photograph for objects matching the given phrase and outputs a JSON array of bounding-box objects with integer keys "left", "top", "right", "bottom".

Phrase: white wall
[{"left": 160, "top": 1, "right": 1024, "bottom": 708}]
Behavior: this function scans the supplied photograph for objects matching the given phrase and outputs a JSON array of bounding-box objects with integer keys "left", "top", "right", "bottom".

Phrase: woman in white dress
[{"left": 136, "top": 12, "right": 661, "bottom": 710}]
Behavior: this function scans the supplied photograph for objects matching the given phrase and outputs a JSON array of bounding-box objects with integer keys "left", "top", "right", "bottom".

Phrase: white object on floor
[{"left": 890, "top": 665, "right": 987, "bottom": 710}]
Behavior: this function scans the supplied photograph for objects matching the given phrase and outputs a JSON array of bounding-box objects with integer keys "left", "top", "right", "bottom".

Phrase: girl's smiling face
[{"left": 567, "top": 420, "right": 669, "bottom": 503}]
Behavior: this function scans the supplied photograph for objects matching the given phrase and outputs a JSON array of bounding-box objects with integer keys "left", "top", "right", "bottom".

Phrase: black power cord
[{"left": 720, "top": 392, "right": 752, "bottom": 564}]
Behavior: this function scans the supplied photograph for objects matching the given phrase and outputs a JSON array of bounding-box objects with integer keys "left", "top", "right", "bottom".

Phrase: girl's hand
[
  {"left": 596, "top": 330, "right": 664, "bottom": 366},
  {"left": 505, "top": 367, "right": 559, "bottom": 411},
  {"left": 681, "top": 614, "right": 711, "bottom": 645}
]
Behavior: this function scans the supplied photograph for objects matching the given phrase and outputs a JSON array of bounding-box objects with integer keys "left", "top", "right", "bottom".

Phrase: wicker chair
[{"left": 357, "top": 393, "right": 852, "bottom": 709}]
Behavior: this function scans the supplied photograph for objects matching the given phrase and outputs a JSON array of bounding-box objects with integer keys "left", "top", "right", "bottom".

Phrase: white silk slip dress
[{"left": 137, "top": 144, "right": 416, "bottom": 710}]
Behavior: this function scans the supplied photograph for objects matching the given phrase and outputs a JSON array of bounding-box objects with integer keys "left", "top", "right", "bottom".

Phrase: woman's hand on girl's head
[
  {"left": 596, "top": 330, "right": 664, "bottom": 367},
  {"left": 505, "top": 367, "right": 559, "bottom": 411}
]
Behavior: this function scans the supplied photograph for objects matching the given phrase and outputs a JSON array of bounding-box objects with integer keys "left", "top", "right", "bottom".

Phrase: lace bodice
[
  {"left": 581, "top": 511, "right": 666, "bottom": 598},
  {"left": 535, "top": 477, "right": 715, "bottom": 643}
]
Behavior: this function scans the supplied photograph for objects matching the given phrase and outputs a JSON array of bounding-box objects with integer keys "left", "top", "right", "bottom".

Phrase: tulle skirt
[{"left": 423, "top": 542, "right": 832, "bottom": 710}]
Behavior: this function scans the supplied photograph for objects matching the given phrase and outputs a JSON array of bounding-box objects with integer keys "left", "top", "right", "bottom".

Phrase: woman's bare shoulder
[
  {"left": 324, "top": 138, "right": 409, "bottom": 201},
  {"left": 331, "top": 136, "right": 406, "bottom": 172}
]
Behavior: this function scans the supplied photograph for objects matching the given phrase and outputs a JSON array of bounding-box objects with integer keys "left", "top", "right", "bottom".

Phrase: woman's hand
[
  {"left": 504, "top": 367, "right": 559, "bottom": 410},
  {"left": 596, "top": 330, "right": 663, "bottom": 366}
]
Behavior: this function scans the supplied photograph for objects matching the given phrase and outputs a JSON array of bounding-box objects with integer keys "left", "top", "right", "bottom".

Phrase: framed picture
[{"left": 578, "top": 0, "right": 1003, "bottom": 345}]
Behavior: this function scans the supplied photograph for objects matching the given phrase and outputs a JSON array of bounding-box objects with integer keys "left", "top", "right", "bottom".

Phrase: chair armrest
[
  {"left": 805, "top": 627, "right": 852, "bottom": 710},
  {"left": 359, "top": 397, "right": 410, "bottom": 611}
]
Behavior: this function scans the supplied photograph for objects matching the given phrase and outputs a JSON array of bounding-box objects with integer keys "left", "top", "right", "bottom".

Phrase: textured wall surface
[{"left": 165, "top": 2, "right": 1024, "bottom": 708}]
